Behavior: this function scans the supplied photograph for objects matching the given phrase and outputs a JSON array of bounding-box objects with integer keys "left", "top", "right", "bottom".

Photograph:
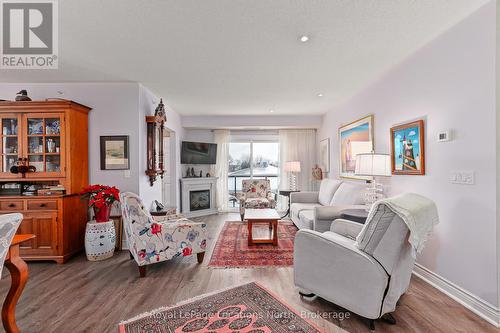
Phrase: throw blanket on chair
[{"left": 356, "top": 193, "right": 439, "bottom": 258}]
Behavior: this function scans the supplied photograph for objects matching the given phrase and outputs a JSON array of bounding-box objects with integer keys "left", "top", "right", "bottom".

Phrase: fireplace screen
[{"left": 190, "top": 190, "right": 210, "bottom": 211}]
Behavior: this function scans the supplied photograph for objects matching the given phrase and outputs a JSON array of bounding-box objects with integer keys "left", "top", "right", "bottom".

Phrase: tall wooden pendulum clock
[{"left": 145, "top": 99, "right": 167, "bottom": 186}]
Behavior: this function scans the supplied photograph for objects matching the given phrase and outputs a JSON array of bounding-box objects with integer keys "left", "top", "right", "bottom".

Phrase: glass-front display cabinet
[
  {"left": 0, "top": 113, "right": 65, "bottom": 178},
  {"left": 0, "top": 100, "right": 90, "bottom": 264}
]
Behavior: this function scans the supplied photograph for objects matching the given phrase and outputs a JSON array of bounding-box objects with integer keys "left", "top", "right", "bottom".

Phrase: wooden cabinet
[{"left": 0, "top": 100, "right": 91, "bottom": 263}]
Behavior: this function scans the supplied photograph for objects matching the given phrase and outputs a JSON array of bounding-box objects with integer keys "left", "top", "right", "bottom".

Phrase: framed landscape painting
[
  {"left": 338, "top": 115, "right": 374, "bottom": 179},
  {"left": 319, "top": 138, "right": 330, "bottom": 172},
  {"left": 100, "top": 136, "right": 130, "bottom": 170},
  {"left": 390, "top": 120, "right": 425, "bottom": 175}
]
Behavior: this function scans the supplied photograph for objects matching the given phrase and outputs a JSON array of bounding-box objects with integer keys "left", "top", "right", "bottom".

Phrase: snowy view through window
[{"left": 228, "top": 142, "right": 279, "bottom": 207}]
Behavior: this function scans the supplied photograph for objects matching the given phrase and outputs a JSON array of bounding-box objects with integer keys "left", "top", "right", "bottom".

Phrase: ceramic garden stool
[{"left": 85, "top": 220, "right": 116, "bottom": 261}]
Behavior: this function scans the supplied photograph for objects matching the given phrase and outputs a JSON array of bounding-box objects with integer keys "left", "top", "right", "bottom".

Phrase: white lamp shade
[
  {"left": 355, "top": 153, "right": 391, "bottom": 177},
  {"left": 284, "top": 161, "right": 301, "bottom": 172}
]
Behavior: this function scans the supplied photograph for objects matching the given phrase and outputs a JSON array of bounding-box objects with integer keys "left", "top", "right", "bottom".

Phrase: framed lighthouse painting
[{"left": 390, "top": 120, "right": 425, "bottom": 175}]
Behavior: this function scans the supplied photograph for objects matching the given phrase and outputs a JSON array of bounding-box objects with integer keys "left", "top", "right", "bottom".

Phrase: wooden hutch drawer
[
  {"left": 27, "top": 200, "right": 58, "bottom": 211},
  {"left": 0, "top": 200, "right": 24, "bottom": 211}
]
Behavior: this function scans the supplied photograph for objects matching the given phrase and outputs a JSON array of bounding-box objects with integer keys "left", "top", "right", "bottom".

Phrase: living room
[{"left": 0, "top": 1, "right": 499, "bottom": 332}]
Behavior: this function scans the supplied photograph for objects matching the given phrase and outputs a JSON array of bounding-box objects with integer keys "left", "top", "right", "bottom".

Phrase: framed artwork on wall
[
  {"left": 338, "top": 115, "right": 374, "bottom": 179},
  {"left": 390, "top": 120, "right": 425, "bottom": 175},
  {"left": 319, "top": 138, "right": 330, "bottom": 173},
  {"left": 100, "top": 136, "right": 130, "bottom": 170}
]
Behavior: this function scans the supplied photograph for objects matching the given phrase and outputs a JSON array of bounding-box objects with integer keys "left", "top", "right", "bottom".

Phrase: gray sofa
[{"left": 289, "top": 179, "right": 365, "bottom": 232}]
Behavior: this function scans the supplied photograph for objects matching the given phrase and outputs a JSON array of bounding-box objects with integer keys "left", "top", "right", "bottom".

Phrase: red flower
[
  {"left": 182, "top": 247, "right": 192, "bottom": 256},
  {"left": 80, "top": 184, "right": 120, "bottom": 209},
  {"left": 151, "top": 223, "right": 162, "bottom": 235}
]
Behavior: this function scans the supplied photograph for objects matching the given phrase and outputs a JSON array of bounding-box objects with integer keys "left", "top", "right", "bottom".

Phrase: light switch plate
[
  {"left": 450, "top": 171, "right": 474, "bottom": 185},
  {"left": 124, "top": 170, "right": 131, "bottom": 178}
]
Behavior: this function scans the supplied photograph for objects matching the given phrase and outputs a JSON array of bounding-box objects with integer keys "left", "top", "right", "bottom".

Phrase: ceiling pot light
[
  {"left": 299, "top": 35, "right": 309, "bottom": 43},
  {"left": 269, "top": 109, "right": 275, "bottom": 113},
  {"left": 317, "top": 93, "right": 324, "bottom": 97}
]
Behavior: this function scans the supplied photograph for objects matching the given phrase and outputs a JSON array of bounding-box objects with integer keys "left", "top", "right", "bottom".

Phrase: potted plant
[
  {"left": 80, "top": 184, "right": 120, "bottom": 261},
  {"left": 80, "top": 184, "right": 120, "bottom": 222}
]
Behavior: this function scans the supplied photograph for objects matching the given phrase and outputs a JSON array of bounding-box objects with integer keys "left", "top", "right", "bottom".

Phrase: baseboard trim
[{"left": 413, "top": 263, "right": 500, "bottom": 327}]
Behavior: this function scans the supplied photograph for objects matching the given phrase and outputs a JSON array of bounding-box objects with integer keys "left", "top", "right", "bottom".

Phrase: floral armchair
[
  {"left": 120, "top": 192, "right": 207, "bottom": 277},
  {"left": 239, "top": 179, "right": 276, "bottom": 218}
]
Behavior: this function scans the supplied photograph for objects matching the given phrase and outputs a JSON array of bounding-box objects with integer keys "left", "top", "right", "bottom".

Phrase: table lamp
[
  {"left": 355, "top": 153, "right": 391, "bottom": 211},
  {"left": 284, "top": 161, "right": 301, "bottom": 191}
]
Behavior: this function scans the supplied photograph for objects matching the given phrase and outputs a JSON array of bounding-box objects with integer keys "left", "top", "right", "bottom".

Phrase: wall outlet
[
  {"left": 124, "top": 170, "right": 131, "bottom": 178},
  {"left": 450, "top": 171, "right": 474, "bottom": 185}
]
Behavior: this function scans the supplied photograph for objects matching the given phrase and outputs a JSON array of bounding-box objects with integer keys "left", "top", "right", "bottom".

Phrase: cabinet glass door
[
  {"left": 23, "top": 113, "right": 64, "bottom": 177},
  {"left": 0, "top": 114, "right": 21, "bottom": 177}
]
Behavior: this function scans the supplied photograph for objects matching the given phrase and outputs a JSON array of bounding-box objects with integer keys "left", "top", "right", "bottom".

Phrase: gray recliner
[{"left": 294, "top": 203, "right": 415, "bottom": 330}]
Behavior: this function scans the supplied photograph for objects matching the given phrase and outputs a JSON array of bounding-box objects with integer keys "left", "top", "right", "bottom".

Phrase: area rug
[
  {"left": 118, "top": 282, "right": 324, "bottom": 333},
  {"left": 208, "top": 221, "right": 298, "bottom": 268}
]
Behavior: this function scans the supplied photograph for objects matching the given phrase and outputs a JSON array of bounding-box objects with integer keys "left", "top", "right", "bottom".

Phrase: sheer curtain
[
  {"left": 211, "top": 130, "right": 230, "bottom": 211},
  {"left": 279, "top": 129, "right": 317, "bottom": 209}
]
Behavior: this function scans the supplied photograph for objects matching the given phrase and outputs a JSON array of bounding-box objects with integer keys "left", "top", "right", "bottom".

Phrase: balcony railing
[{"left": 228, "top": 174, "right": 279, "bottom": 207}]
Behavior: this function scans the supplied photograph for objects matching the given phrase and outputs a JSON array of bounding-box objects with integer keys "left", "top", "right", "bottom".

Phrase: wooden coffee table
[{"left": 244, "top": 209, "right": 281, "bottom": 246}]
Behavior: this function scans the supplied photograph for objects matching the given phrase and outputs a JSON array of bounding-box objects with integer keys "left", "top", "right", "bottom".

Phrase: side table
[
  {"left": 279, "top": 190, "right": 300, "bottom": 218},
  {"left": 340, "top": 208, "right": 369, "bottom": 224}
]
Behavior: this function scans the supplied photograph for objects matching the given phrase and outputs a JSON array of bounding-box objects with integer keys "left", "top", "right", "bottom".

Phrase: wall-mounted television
[{"left": 181, "top": 141, "right": 217, "bottom": 164}]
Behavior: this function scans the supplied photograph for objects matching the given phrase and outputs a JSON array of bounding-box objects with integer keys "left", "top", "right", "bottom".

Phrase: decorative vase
[
  {"left": 85, "top": 220, "right": 116, "bottom": 261},
  {"left": 93, "top": 205, "right": 111, "bottom": 222}
]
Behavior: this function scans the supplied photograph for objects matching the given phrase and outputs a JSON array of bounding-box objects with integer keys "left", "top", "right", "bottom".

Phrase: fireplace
[
  {"left": 190, "top": 190, "right": 210, "bottom": 211},
  {"left": 180, "top": 177, "right": 217, "bottom": 217}
]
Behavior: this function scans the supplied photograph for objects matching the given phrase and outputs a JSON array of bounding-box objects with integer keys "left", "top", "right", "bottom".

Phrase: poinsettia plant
[{"left": 80, "top": 184, "right": 120, "bottom": 222}]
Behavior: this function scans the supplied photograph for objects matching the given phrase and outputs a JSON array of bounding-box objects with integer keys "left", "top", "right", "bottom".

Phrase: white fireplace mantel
[{"left": 180, "top": 177, "right": 218, "bottom": 218}]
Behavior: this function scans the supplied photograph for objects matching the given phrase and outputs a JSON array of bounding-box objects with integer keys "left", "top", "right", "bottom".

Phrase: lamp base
[
  {"left": 364, "top": 180, "right": 384, "bottom": 211},
  {"left": 289, "top": 173, "right": 298, "bottom": 191}
]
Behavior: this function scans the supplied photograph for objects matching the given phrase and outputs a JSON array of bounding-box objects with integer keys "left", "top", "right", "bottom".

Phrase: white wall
[
  {"left": 138, "top": 85, "right": 185, "bottom": 209},
  {"left": 496, "top": 0, "right": 500, "bottom": 311},
  {"left": 319, "top": 2, "right": 498, "bottom": 307},
  {"left": 0, "top": 82, "right": 184, "bottom": 210},
  {"left": 183, "top": 129, "right": 214, "bottom": 143},
  {"left": 0, "top": 82, "right": 141, "bottom": 193}
]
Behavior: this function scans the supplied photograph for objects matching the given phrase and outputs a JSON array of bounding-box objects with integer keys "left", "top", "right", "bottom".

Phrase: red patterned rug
[
  {"left": 118, "top": 282, "right": 324, "bottom": 333},
  {"left": 208, "top": 221, "right": 297, "bottom": 268}
]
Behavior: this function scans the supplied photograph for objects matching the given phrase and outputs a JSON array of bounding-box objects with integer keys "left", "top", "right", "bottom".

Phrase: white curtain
[
  {"left": 211, "top": 130, "right": 230, "bottom": 211},
  {"left": 279, "top": 129, "right": 317, "bottom": 209}
]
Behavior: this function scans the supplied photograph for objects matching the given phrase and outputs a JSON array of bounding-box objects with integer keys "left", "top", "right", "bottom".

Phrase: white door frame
[{"left": 162, "top": 129, "right": 177, "bottom": 207}]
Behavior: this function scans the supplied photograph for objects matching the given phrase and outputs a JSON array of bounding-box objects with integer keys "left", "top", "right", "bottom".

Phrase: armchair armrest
[
  {"left": 290, "top": 191, "right": 319, "bottom": 204},
  {"left": 312, "top": 206, "right": 345, "bottom": 232},
  {"left": 267, "top": 192, "right": 276, "bottom": 208},
  {"left": 330, "top": 218, "right": 363, "bottom": 240}
]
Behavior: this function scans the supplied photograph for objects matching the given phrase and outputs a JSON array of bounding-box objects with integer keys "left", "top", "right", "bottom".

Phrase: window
[{"left": 228, "top": 141, "right": 279, "bottom": 208}]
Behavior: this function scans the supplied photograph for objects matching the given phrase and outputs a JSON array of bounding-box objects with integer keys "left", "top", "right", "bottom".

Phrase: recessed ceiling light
[
  {"left": 269, "top": 109, "right": 275, "bottom": 113},
  {"left": 299, "top": 35, "right": 309, "bottom": 43},
  {"left": 317, "top": 93, "right": 324, "bottom": 97}
]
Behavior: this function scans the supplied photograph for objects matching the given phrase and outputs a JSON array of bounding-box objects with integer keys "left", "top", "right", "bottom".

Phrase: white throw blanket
[{"left": 356, "top": 193, "right": 439, "bottom": 258}]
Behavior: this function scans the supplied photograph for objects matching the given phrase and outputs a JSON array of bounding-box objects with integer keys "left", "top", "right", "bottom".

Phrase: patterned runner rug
[
  {"left": 118, "top": 282, "right": 324, "bottom": 333},
  {"left": 208, "top": 221, "right": 297, "bottom": 268}
]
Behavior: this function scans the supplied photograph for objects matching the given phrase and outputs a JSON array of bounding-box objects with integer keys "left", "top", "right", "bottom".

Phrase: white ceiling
[{"left": 0, "top": 0, "right": 489, "bottom": 115}]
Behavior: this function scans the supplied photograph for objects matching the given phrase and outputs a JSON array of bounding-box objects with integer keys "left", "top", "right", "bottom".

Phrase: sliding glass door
[{"left": 228, "top": 141, "right": 279, "bottom": 208}]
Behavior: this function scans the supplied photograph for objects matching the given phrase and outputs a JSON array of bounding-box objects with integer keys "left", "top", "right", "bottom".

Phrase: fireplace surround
[{"left": 180, "top": 177, "right": 217, "bottom": 217}]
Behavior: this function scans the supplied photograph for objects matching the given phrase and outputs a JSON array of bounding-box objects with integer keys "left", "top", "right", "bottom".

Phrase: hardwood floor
[{"left": 0, "top": 212, "right": 496, "bottom": 333}]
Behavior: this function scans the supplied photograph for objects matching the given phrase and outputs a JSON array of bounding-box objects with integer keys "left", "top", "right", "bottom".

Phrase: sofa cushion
[
  {"left": 330, "top": 182, "right": 365, "bottom": 205},
  {"left": 290, "top": 203, "right": 321, "bottom": 220},
  {"left": 318, "top": 179, "right": 343, "bottom": 206},
  {"left": 298, "top": 210, "right": 315, "bottom": 230}
]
